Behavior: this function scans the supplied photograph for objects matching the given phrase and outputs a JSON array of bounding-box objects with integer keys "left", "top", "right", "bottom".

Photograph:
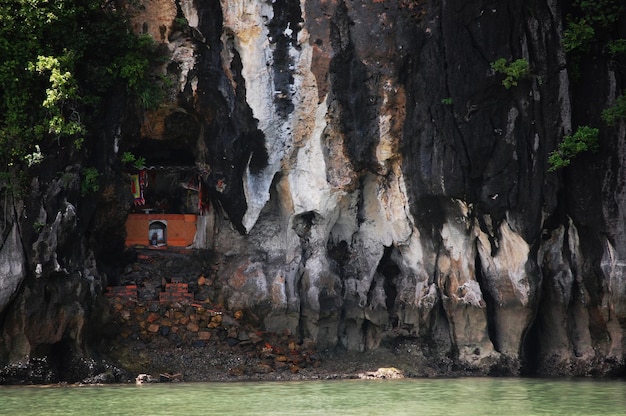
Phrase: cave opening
[
  {"left": 376, "top": 246, "right": 400, "bottom": 327},
  {"left": 30, "top": 339, "right": 84, "bottom": 383},
  {"left": 292, "top": 211, "right": 320, "bottom": 241}
]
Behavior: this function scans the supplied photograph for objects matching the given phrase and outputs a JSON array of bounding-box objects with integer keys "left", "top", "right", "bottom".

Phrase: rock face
[{"left": 1, "top": 0, "right": 625, "bottom": 379}]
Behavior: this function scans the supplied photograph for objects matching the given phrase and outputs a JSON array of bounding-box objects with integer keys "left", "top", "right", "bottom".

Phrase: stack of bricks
[
  {"left": 159, "top": 277, "right": 194, "bottom": 304},
  {"left": 104, "top": 285, "right": 138, "bottom": 301}
]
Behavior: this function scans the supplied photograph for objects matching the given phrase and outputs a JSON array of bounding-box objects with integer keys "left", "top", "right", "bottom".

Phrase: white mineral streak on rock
[
  {"left": 564, "top": 219, "right": 594, "bottom": 360},
  {"left": 288, "top": 99, "right": 338, "bottom": 216},
  {"left": 170, "top": 40, "right": 196, "bottom": 92},
  {"left": 31, "top": 202, "right": 77, "bottom": 278},
  {"left": 338, "top": 75, "right": 416, "bottom": 307},
  {"left": 348, "top": 171, "right": 414, "bottom": 307},
  {"left": 600, "top": 239, "right": 625, "bottom": 358},
  {"left": 220, "top": 0, "right": 277, "bottom": 232},
  {"left": 269, "top": 87, "right": 343, "bottom": 341},
  {"left": 437, "top": 200, "right": 497, "bottom": 364},
  {"left": 504, "top": 107, "right": 519, "bottom": 145},
  {"left": 477, "top": 219, "right": 530, "bottom": 306},
  {"left": 179, "top": 0, "right": 199, "bottom": 28},
  {"left": 0, "top": 224, "right": 26, "bottom": 314},
  {"left": 393, "top": 227, "right": 439, "bottom": 330},
  {"left": 476, "top": 217, "right": 533, "bottom": 357},
  {"left": 173, "top": 0, "right": 199, "bottom": 95},
  {"left": 221, "top": 1, "right": 321, "bottom": 232},
  {"left": 601, "top": 121, "right": 626, "bottom": 324},
  {"left": 363, "top": 78, "right": 412, "bottom": 247}
]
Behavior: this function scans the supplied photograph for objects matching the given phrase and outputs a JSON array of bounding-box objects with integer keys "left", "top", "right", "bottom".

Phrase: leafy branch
[{"left": 548, "top": 126, "right": 599, "bottom": 171}]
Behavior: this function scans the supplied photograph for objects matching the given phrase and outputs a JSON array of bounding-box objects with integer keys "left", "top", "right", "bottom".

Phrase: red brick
[
  {"left": 165, "top": 283, "right": 188, "bottom": 292},
  {"left": 146, "top": 312, "right": 160, "bottom": 323}
]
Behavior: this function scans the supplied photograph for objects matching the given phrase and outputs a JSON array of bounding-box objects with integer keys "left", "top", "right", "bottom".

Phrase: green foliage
[
  {"left": 601, "top": 92, "right": 626, "bottom": 126},
  {"left": 606, "top": 39, "right": 626, "bottom": 56},
  {"left": 563, "top": 18, "right": 595, "bottom": 53},
  {"left": 29, "top": 53, "right": 85, "bottom": 141},
  {"left": 564, "top": 0, "right": 624, "bottom": 54},
  {"left": 548, "top": 126, "right": 599, "bottom": 171},
  {"left": 491, "top": 58, "right": 530, "bottom": 89},
  {"left": 121, "top": 151, "right": 146, "bottom": 169},
  {"left": 33, "top": 221, "right": 45, "bottom": 233},
  {"left": 121, "top": 152, "right": 136, "bottom": 164},
  {"left": 172, "top": 17, "right": 189, "bottom": 33},
  {"left": 0, "top": 0, "right": 166, "bottom": 188},
  {"left": 81, "top": 167, "right": 100, "bottom": 196},
  {"left": 573, "top": 0, "right": 623, "bottom": 29},
  {"left": 441, "top": 97, "right": 453, "bottom": 105}
]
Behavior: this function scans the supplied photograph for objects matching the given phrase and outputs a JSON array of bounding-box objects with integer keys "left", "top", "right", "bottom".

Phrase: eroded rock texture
[{"left": 1, "top": 0, "right": 625, "bottom": 378}]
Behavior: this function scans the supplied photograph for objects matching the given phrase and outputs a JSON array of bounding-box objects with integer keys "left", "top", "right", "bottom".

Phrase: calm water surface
[{"left": 1, "top": 378, "right": 625, "bottom": 415}]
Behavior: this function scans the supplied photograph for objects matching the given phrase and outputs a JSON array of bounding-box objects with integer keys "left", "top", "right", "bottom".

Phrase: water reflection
[{"left": 1, "top": 378, "right": 625, "bottom": 416}]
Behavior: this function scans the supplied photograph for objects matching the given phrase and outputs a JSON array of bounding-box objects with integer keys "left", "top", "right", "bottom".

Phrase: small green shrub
[
  {"left": 606, "top": 39, "right": 626, "bottom": 56},
  {"left": 121, "top": 151, "right": 146, "bottom": 169},
  {"left": 602, "top": 92, "right": 626, "bottom": 126},
  {"left": 563, "top": 18, "right": 595, "bottom": 53},
  {"left": 81, "top": 167, "right": 100, "bottom": 196},
  {"left": 491, "top": 58, "right": 530, "bottom": 89},
  {"left": 172, "top": 17, "right": 189, "bottom": 33},
  {"left": 441, "top": 97, "right": 453, "bottom": 105},
  {"left": 548, "top": 125, "right": 599, "bottom": 171},
  {"left": 121, "top": 151, "right": 135, "bottom": 164},
  {"left": 33, "top": 221, "right": 45, "bottom": 233}
]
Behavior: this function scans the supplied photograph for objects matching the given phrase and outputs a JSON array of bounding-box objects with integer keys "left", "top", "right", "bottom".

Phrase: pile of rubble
[{"left": 103, "top": 256, "right": 321, "bottom": 380}]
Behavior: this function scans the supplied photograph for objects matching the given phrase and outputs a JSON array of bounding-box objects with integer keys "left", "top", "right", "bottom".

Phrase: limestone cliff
[{"left": 1, "top": 0, "right": 625, "bottom": 380}]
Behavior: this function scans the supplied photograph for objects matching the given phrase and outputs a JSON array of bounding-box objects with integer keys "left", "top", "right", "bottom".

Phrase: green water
[{"left": 1, "top": 378, "right": 625, "bottom": 416}]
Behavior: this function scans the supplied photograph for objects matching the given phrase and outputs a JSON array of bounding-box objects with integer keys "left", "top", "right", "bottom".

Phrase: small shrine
[{"left": 125, "top": 166, "right": 208, "bottom": 248}]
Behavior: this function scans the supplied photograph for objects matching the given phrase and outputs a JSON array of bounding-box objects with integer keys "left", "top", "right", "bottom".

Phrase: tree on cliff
[{"left": 0, "top": 0, "right": 162, "bottom": 188}]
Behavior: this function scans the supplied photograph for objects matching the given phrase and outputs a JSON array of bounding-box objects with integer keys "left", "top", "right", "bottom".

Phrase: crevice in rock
[
  {"left": 376, "top": 246, "right": 400, "bottom": 327},
  {"left": 474, "top": 252, "right": 499, "bottom": 352},
  {"left": 521, "top": 264, "right": 547, "bottom": 376},
  {"left": 293, "top": 210, "right": 323, "bottom": 343},
  {"left": 520, "top": 316, "right": 541, "bottom": 376},
  {"left": 296, "top": 264, "right": 306, "bottom": 343},
  {"left": 268, "top": 0, "right": 302, "bottom": 119}
]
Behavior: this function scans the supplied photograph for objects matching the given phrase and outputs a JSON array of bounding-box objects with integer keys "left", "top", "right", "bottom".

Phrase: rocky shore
[
  {"left": 95, "top": 248, "right": 452, "bottom": 384},
  {"left": 0, "top": 329, "right": 453, "bottom": 385},
  {"left": 99, "top": 301, "right": 450, "bottom": 384}
]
